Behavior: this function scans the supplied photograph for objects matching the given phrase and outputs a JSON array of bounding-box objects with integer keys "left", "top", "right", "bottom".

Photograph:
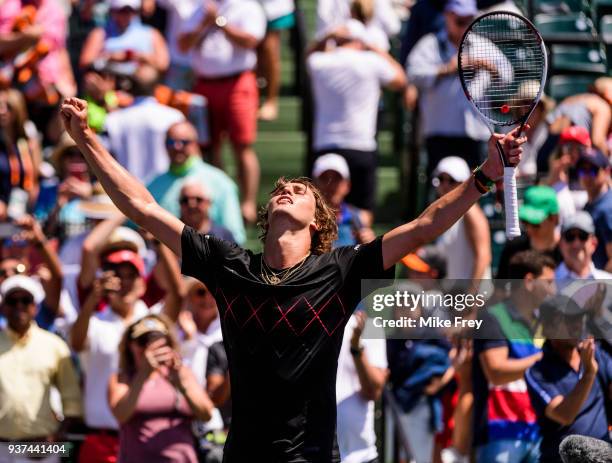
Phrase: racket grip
[{"left": 503, "top": 166, "right": 521, "bottom": 239}]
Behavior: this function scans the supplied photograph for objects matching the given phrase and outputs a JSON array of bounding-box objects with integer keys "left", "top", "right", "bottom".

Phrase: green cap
[{"left": 519, "top": 186, "right": 559, "bottom": 225}]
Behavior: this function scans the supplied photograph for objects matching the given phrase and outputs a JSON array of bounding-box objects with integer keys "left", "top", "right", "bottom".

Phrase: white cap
[
  {"left": 108, "top": 0, "right": 141, "bottom": 9},
  {"left": 1, "top": 275, "right": 45, "bottom": 305},
  {"left": 432, "top": 156, "right": 471, "bottom": 182},
  {"left": 312, "top": 154, "right": 351, "bottom": 180},
  {"left": 103, "top": 226, "right": 147, "bottom": 256}
]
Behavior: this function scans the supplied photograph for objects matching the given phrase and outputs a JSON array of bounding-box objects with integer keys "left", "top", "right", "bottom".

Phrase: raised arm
[
  {"left": 382, "top": 129, "right": 526, "bottom": 270},
  {"left": 60, "top": 98, "right": 184, "bottom": 257}
]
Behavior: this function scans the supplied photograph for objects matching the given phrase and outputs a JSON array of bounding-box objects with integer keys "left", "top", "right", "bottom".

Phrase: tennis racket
[{"left": 458, "top": 11, "right": 547, "bottom": 238}]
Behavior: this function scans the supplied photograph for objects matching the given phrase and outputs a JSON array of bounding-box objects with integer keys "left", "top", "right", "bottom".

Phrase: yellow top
[{"left": 0, "top": 323, "right": 83, "bottom": 439}]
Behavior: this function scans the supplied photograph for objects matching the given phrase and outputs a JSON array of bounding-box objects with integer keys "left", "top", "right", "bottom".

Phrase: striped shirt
[{"left": 473, "top": 302, "right": 541, "bottom": 445}]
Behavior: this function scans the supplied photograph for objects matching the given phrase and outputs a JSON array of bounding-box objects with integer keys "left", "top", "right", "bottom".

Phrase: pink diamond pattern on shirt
[{"left": 215, "top": 288, "right": 348, "bottom": 357}]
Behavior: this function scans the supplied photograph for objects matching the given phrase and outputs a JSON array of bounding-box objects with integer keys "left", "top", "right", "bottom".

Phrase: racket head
[{"left": 458, "top": 11, "right": 548, "bottom": 128}]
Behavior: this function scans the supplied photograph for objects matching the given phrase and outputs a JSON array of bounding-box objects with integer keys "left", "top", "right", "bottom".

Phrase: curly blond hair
[{"left": 258, "top": 177, "right": 338, "bottom": 255}]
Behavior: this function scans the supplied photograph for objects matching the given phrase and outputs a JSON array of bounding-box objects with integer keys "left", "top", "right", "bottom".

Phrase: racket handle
[{"left": 503, "top": 166, "right": 521, "bottom": 239}]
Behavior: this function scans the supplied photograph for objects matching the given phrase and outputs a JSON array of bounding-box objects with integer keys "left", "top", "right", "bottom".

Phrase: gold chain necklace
[{"left": 260, "top": 253, "right": 310, "bottom": 285}]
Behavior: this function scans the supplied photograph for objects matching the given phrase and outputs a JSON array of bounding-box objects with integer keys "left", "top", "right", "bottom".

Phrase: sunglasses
[
  {"left": 166, "top": 138, "right": 195, "bottom": 149},
  {"left": 5, "top": 295, "right": 34, "bottom": 307},
  {"left": 577, "top": 165, "right": 600, "bottom": 177},
  {"left": 179, "top": 196, "right": 207, "bottom": 206},
  {"left": 563, "top": 229, "right": 589, "bottom": 243}
]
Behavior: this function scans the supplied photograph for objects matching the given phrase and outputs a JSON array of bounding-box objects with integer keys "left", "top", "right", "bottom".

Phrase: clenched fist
[{"left": 60, "top": 98, "right": 90, "bottom": 141}]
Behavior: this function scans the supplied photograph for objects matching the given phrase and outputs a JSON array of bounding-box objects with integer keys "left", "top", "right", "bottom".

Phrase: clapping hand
[{"left": 578, "top": 338, "right": 598, "bottom": 377}]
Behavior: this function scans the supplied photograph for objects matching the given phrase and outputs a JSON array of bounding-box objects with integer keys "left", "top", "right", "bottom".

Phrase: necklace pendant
[{"left": 269, "top": 275, "right": 281, "bottom": 285}]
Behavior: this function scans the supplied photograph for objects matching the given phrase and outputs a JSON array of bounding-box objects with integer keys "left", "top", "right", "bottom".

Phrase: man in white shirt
[
  {"left": 103, "top": 65, "right": 185, "bottom": 184},
  {"left": 407, "top": 0, "right": 511, "bottom": 175},
  {"left": 178, "top": 0, "right": 266, "bottom": 223},
  {"left": 307, "top": 20, "right": 405, "bottom": 215},
  {"left": 336, "top": 311, "right": 388, "bottom": 463}
]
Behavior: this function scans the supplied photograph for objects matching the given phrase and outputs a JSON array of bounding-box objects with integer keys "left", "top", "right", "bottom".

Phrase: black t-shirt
[
  {"left": 181, "top": 226, "right": 394, "bottom": 462},
  {"left": 495, "top": 236, "right": 562, "bottom": 279}
]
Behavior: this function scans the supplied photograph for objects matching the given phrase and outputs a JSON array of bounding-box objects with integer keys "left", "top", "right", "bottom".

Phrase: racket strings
[{"left": 459, "top": 12, "right": 546, "bottom": 125}]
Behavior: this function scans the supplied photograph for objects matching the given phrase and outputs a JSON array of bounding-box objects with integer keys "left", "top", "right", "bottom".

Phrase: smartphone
[
  {"left": 7, "top": 188, "right": 28, "bottom": 221},
  {"left": 0, "top": 222, "right": 22, "bottom": 239}
]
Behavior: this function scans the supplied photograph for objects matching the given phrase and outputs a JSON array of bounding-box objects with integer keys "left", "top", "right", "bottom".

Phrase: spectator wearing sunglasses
[
  {"left": 147, "top": 121, "right": 245, "bottom": 243},
  {"left": 577, "top": 149, "right": 612, "bottom": 272},
  {"left": 555, "top": 212, "right": 612, "bottom": 291},
  {"left": 178, "top": 181, "right": 235, "bottom": 244},
  {"left": 496, "top": 186, "right": 562, "bottom": 280},
  {"left": 0, "top": 215, "right": 64, "bottom": 331},
  {"left": 432, "top": 157, "right": 491, "bottom": 286},
  {"left": 0, "top": 275, "right": 82, "bottom": 458}
]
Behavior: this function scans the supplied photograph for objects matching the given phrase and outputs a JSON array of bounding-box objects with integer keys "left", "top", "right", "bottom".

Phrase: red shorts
[
  {"left": 193, "top": 71, "right": 258, "bottom": 147},
  {"left": 78, "top": 433, "right": 119, "bottom": 463}
]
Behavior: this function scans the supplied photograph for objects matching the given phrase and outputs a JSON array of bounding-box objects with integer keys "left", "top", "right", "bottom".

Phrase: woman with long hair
[{"left": 108, "top": 314, "right": 213, "bottom": 462}]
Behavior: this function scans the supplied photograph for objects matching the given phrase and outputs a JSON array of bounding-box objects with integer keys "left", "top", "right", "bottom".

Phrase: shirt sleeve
[
  {"left": 53, "top": 339, "right": 83, "bottom": 417},
  {"left": 234, "top": 2, "right": 266, "bottom": 41},
  {"left": 371, "top": 53, "right": 398, "bottom": 87},
  {"left": 593, "top": 208, "right": 612, "bottom": 245},
  {"left": 179, "top": 4, "right": 205, "bottom": 34},
  {"left": 334, "top": 237, "right": 395, "bottom": 313},
  {"left": 363, "top": 336, "right": 388, "bottom": 369},
  {"left": 181, "top": 225, "right": 244, "bottom": 289},
  {"left": 206, "top": 341, "right": 228, "bottom": 377},
  {"left": 596, "top": 345, "right": 612, "bottom": 386},
  {"left": 474, "top": 312, "right": 507, "bottom": 353},
  {"left": 406, "top": 34, "right": 441, "bottom": 91},
  {"left": 525, "top": 364, "right": 560, "bottom": 416},
  {"left": 336, "top": 236, "right": 395, "bottom": 283}
]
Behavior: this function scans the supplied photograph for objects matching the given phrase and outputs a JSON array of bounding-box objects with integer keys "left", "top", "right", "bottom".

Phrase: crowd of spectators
[{"left": 0, "top": 0, "right": 611, "bottom": 463}]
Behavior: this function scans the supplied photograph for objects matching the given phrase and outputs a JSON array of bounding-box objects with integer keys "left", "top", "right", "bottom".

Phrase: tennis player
[{"left": 60, "top": 97, "right": 525, "bottom": 462}]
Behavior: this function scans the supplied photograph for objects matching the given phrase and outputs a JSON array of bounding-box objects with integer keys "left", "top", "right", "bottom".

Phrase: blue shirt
[
  {"left": 525, "top": 341, "right": 612, "bottom": 463},
  {"left": 585, "top": 188, "right": 612, "bottom": 270}
]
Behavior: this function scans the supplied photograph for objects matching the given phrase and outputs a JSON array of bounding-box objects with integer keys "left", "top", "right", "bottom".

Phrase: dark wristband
[
  {"left": 472, "top": 165, "right": 495, "bottom": 194},
  {"left": 350, "top": 346, "right": 364, "bottom": 356}
]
